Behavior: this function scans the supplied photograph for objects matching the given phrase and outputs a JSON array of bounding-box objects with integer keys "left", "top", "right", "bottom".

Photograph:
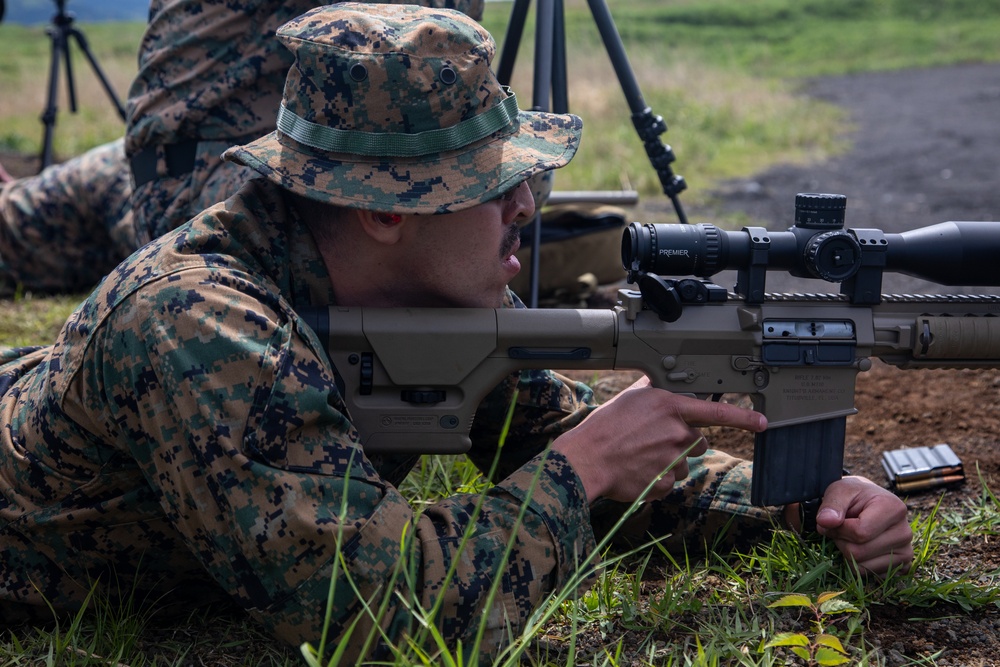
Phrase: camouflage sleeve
[
  {"left": 472, "top": 373, "right": 782, "bottom": 553},
  {"left": 90, "top": 273, "right": 594, "bottom": 659},
  {"left": 468, "top": 369, "right": 596, "bottom": 481}
]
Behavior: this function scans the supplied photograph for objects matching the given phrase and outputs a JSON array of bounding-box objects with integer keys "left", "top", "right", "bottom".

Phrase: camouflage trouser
[
  {"left": 0, "top": 139, "right": 135, "bottom": 293},
  {"left": 130, "top": 140, "right": 258, "bottom": 246}
]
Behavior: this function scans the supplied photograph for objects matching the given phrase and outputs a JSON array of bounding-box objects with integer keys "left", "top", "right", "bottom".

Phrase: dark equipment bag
[{"left": 509, "top": 203, "right": 628, "bottom": 300}]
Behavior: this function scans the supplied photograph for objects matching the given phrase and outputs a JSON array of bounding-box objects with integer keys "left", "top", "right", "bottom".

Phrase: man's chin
[{"left": 486, "top": 285, "right": 511, "bottom": 309}]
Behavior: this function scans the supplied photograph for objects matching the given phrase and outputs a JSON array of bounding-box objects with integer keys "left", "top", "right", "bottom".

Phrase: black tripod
[
  {"left": 495, "top": 0, "right": 688, "bottom": 305},
  {"left": 38, "top": 0, "right": 127, "bottom": 170}
]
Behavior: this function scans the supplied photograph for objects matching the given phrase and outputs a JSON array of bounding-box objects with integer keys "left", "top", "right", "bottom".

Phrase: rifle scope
[{"left": 623, "top": 193, "right": 1000, "bottom": 289}]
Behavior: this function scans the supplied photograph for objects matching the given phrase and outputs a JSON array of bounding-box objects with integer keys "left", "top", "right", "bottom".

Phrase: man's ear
[{"left": 357, "top": 209, "right": 406, "bottom": 244}]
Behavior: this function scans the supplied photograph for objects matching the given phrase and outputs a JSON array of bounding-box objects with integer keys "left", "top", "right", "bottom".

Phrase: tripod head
[{"left": 51, "top": 0, "right": 73, "bottom": 26}]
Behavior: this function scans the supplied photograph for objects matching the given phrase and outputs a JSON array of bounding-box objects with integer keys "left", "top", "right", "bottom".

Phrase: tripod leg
[
  {"left": 70, "top": 28, "right": 127, "bottom": 120},
  {"left": 585, "top": 0, "right": 688, "bottom": 223},
  {"left": 63, "top": 31, "right": 77, "bottom": 113},
  {"left": 584, "top": 0, "right": 646, "bottom": 114},
  {"left": 500, "top": 0, "right": 569, "bottom": 306},
  {"left": 40, "top": 29, "right": 66, "bottom": 170},
  {"left": 551, "top": 0, "right": 568, "bottom": 113},
  {"left": 524, "top": 0, "right": 557, "bottom": 307},
  {"left": 531, "top": 0, "right": 555, "bottom": 112},
  {"left": 496, "top": 0, "right": 532, "bottom": 86}
]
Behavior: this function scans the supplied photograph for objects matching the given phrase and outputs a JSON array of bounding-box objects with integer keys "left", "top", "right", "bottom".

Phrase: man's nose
[{"left": 508, "top": 180, "right": 535, "bottom": 222}]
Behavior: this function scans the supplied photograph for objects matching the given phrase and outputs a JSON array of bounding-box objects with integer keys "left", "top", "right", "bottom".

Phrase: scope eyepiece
[{"left": 622, "top": 220, "right": 724, "bottom": 278}]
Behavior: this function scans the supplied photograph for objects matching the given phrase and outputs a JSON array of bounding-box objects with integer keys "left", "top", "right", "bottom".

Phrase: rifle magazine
[{"left": 751, "top": 417, "right": 846, "bottom": 506}]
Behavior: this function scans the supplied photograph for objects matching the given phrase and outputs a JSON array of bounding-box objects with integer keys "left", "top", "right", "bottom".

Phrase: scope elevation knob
[{"left": 795, "top": 193, "right": 847, "bottom": 229}]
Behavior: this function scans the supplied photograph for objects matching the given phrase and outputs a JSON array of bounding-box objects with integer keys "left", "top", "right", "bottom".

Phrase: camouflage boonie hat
[{"left": 223, "top": 3, "right": 583, "bottom": 214}]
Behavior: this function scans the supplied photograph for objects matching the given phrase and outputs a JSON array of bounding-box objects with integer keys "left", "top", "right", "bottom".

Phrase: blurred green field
[
  {"left": 0, "top": 21, "right": 143, "bottom": 158},
  {"left": 483, "top": 0, "right": 1000, "bottom": 201}
]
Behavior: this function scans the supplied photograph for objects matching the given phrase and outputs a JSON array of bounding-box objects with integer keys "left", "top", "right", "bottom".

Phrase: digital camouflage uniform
[
  {"left": 126, "top": 0, "right": 486, "bottom": 245},
  {"left": 0, "top": 139, "right": 134, "bottom": 293},
  {"left": 0, "top": 5, "right": 778, "bottom": 660}
]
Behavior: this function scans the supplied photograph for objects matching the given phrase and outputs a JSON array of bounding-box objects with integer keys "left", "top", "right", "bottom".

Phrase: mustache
[{"left": 500, "top": 224, "right": 521, "bottom": 259}]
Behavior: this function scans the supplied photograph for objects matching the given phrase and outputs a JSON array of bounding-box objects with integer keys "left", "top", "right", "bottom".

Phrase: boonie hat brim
[{"left": 225, "top": 109, "right": 581, "bottom": 214}]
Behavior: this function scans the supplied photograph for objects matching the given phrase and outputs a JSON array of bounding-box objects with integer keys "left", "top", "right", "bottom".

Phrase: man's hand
[
  {"left": 814, "top": 476, "right": 914, "bottom": 576},
  {"left": 553, "top": 376, "right": 767, "bottom": 505}
]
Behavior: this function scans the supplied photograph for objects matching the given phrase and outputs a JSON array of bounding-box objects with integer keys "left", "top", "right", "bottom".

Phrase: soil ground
[{"left": 2, "top": 62, "right": 999, "bottom": 665}]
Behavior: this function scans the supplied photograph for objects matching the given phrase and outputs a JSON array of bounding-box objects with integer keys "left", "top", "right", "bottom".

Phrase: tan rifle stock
[{"left": 303, "top": 290, "right": 1000, "bottom": 506}]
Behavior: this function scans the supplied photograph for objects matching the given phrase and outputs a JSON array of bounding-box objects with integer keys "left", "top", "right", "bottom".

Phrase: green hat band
[{"left": 276, "top": 91, "right": 521, "bottom": 158}]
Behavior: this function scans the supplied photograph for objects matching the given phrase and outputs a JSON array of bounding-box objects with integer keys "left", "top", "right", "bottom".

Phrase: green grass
[
  {"left": 3, "top": 0, "right": 1000, "bottom": 664},
  {"left": 5, "top": 463, "right": 999, "bottom": 665},
  {"left": 543, "top": 0, "right": 1000, "bottom": 78},
  {"left": 0, "top": 291, "right": 85, "bottom": 347}
]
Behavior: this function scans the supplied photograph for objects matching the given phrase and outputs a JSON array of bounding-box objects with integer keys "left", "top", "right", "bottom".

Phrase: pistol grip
[{"left": 751, "top": 417, "right": 846, "bottom": 507}]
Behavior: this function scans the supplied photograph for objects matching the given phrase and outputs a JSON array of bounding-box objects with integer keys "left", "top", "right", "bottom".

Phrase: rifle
[{"left": 301, "top": 194, "right": 1000, "bottom": 507}]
